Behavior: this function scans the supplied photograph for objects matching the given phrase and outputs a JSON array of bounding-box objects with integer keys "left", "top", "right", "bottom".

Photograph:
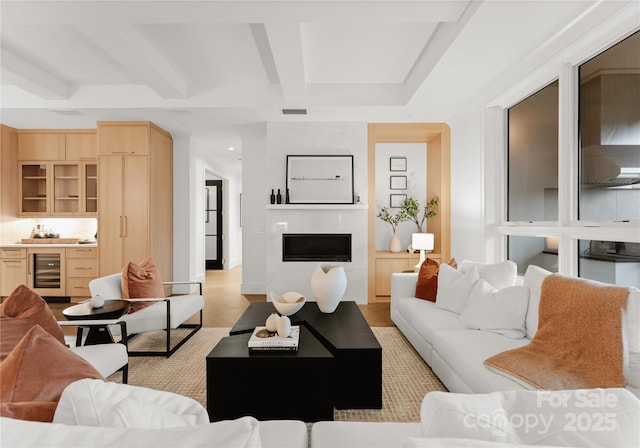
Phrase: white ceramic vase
[
  {"left": 310, "top": 263, "right": 347, "bottom": 313},
  {"left": 389, "top": 233, "right": 401, "bottom": 253}
]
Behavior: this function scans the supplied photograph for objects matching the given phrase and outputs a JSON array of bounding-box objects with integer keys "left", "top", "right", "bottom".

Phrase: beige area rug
[{"left": 108, "top": 327, "right": 446, "bottom": 422}]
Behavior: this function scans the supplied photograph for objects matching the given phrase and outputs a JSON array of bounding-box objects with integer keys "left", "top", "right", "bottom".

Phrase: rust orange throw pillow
[
  {"left": 0, "top": 325, "right": 103, "bottom": 422},
  {"left": 0, "top": 285, "right": 66, "bottom": 361},
  {"left": 415, "top": 258, "right": 457, "bottom": 301},
  {"left": 121, "top": 257, "right": 164, "bottom": 313}
]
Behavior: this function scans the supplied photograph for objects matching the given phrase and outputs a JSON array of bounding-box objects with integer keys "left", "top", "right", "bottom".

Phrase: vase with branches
[
  {"left": 376, "top": 206, "right": 408, "bottom": 252},
  {"left": 401, "top": 196, "right": 439, "bottom": 233}
]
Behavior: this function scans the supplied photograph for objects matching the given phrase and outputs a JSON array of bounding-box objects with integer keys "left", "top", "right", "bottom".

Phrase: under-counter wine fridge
[{"left": 28, "top": 248, "right": 66, "bottom": 299}]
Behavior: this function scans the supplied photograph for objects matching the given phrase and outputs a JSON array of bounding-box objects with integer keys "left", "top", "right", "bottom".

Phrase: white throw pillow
[
  {"left": 435, "top": 264, "right": 479, "bottom": 314},
  {"left": 459, "top": 260, "right": 517, "bottom": 290},
  {"left": 459, "top": 279, "right": 529, "bottom": 338},
  {"left": 522, "top": 265, "right": 553, "bottom": 339}
]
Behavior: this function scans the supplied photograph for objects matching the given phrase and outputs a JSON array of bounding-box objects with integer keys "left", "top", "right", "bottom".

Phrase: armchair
[{"left": 89, "top": 274, "right": 204, "bottom": 357}]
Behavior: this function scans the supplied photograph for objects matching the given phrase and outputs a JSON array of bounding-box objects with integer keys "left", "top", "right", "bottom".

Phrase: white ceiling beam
[
  {"left": 2, "top": 2, "right": 469, "bottom": 26},
  {"left": 401, "top": 0, "right": 481, "bottom": 103},
  {"left": 77, "top": 24, "right": 188, "bottom": 99},
  {"left": 264, "top": 22, "right": 307, "bottom": 100},
  {"left": 0, "top": 48, "right": 72, "bottom": 99}
]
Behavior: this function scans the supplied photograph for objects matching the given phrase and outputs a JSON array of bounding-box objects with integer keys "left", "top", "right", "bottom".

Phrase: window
[
  {"left": 508, "top": 81, "right": 559, "bottom": 222},
  {"left": 578, "top": 31, "right": 640, "bottom": 221},
  {"left": 502, "top": 30, "right": 639, "bottom": 287},
  {"left": 508, "top": 235, "right": 558, "bottom": 275}
]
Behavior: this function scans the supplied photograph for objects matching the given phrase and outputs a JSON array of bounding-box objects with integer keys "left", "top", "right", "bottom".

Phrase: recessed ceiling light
[
  {"left": 282, "top": 108, "right": 307, "bottom": 115},
  {"left": 228, "top": 147, "right": 236, "bottom": 151}
]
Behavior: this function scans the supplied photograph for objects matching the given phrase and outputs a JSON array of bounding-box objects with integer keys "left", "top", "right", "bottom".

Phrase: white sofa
[
  {"left": 390, "top": 262, "right": 640, "bottom": 398},
  {"left": 312, "top": 387, "right": 640, "bottom": 448},
  {"left": 1, "top": 379, "right": 308, "bottom": 448}
]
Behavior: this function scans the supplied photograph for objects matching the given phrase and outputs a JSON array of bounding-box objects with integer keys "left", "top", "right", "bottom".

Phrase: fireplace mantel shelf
[{"left": 267, "top": 204, "right": 368, "bottom": 210}]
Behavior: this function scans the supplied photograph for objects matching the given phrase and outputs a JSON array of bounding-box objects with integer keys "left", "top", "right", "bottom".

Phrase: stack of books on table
[{"left": 248, "top": 326, "right": 300, "bottom": 352}]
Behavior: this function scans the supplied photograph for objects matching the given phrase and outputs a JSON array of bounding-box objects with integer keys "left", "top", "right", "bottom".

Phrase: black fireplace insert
[{"left": 282, "top": 233, "right": 352, "bottom": 262}]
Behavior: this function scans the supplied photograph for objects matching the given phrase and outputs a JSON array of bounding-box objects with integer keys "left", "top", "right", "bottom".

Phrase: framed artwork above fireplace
[{"left": 286, "top": 155, "right": 354, "bottom": 204}]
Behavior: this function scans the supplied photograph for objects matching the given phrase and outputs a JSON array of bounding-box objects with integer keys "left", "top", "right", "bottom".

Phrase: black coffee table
[{"left": 206, "top": 301, "right": 382, "bottom": 422}]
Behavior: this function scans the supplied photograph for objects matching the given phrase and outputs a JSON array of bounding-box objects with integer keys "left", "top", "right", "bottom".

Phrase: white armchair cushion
[
  {"left": 420, "top": 389, "right": 640, "bottom": 447},
  {"left": 68, "top": 344, "right": 127, "bottom": 378},
  {"left": 54, "top": 379, "right": 209, "bottom": 427}
]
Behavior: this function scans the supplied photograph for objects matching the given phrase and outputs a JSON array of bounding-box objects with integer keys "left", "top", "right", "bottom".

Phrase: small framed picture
[
  {"left": 390, "top": 175, "right": 407, "bottom": 190},
  {"left": 390, "top": 157, "right": 407, "bottom": 172},
  {"left": 390, "top": 194, "right": 406, "bottom": 208}
]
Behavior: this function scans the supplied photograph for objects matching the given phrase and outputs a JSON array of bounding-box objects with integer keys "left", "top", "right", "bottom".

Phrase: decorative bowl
[{"left": 270, "top": 291, "right": 306, "bottom": 316}]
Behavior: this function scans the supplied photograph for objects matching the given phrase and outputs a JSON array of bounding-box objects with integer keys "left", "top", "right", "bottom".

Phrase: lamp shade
[{"left": 412, "top": 233, "right": 434, "bottom": 251}]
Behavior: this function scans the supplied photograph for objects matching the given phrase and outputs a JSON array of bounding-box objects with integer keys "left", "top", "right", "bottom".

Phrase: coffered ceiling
[{"left": 1, "top": 1, "right": 637, "bottom": 159}]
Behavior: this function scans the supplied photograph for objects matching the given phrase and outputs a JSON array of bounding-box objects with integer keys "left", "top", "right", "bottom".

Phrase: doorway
[{"left": 205, "top": 179, "right": 223, "bottom": 270}]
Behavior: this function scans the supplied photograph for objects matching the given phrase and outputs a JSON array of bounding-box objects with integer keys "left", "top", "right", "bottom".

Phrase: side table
[{"left": 63, "top": 300, "right": 129, "bottom": 345}]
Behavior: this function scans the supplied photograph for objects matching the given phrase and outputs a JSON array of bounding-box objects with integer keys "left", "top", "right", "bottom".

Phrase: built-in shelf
[{"left": 267, "top": 204, "right": 368, "bottom": 210}]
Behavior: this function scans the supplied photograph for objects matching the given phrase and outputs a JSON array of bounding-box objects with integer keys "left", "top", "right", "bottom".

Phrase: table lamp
[{"left": 412, "top": 233, "right": 434, "bottom": 272}]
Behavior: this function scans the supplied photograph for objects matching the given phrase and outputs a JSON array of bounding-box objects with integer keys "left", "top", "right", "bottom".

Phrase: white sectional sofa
[
  {"left": 312, "top": 387, "right": 640, "bottom": 448},
  {"left": 390, "top": 262, "right": 640, "bottom": 398},
  {"left": 1, "top": 379, "right": 308, "bottom": 448}
]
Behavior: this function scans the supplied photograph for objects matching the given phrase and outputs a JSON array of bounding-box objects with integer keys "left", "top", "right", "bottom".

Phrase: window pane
[
  {"left": 579, "top": 31, "right": 640, "bottom": 220},
  {"left": 508, "top": 235, "right": 559, "bottom": 275},
  {"left": 508, "top": 81, "right": 559, "bottom": 221},
  {"left": 578, "top": 239, "right": 640, "bottom": 288}
]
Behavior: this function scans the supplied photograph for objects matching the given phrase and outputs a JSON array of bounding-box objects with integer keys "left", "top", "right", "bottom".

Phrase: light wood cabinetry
[
  {"left": 17, "top": 130, "right": 97, "bottom": 217},
  {"left": 66, "top": 246, "right": 97, "bottom": 300},
  {"left": 66, "top": 132, "right": 97, "bottom": 160},
  {"left": 1, "top": 125, "right": 19, "bottom": 233},
  {"left": 98, "top": 124, "right": 148, "bottom": 155},
  {"left": 18, "top": 133, "right": 66, "bottom": 160},
  {"left": 97, "top": 122, "right": 173, "bottom": 283},
  {"left": 0, "top": 248, "right": 27, "bottom": 297},
  {"left": 375, "top": 251, "right": 441, "bottom": 297}
]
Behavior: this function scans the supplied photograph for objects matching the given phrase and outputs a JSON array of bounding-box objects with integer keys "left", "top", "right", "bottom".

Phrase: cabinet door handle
[
  {"left": 112, "top": 151, "right": 134, "bottom": 154},
  {"left": 123, "top": 216, "right": 127, "bottom": 237},
  {"left": 118, "top": 216, "right": 123, "bottom": 237},
  {"left": 2, "top": 260, "right": 20, "bottom": 263},
  {"left": 74, "top": 267, "right": 92, "bottom": 270}
]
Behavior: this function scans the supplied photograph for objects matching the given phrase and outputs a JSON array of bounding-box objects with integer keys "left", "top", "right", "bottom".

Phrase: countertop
[{"left": 1, "top": 243, "right": 97, "bottom": 248}]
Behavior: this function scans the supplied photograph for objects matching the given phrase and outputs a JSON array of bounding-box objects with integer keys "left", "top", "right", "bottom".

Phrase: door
[
  {"left": 205, "top": 180, "right": 223, "bottom": 270},
  {"left": 98, "top": 156, "right": 124, "bottom": 275}
]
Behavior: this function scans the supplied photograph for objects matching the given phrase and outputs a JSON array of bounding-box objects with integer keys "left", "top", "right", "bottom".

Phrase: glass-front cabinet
[
  {"left": 83, "top": 162, "right": 98, "bottom": 215},
  {"left": 19, "top": 163, "right": 49, "bottom": 215},
  {"left": 19, "top": 161, "right": 98, "bottom": 216},
  {"left": 53, "top": 162, "right": 80, "bottom": 214}
]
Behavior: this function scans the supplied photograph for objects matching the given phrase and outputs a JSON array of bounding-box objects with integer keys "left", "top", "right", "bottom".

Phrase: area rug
[{"left": 108, "top": 327, "right": 446, "bottom": 422}]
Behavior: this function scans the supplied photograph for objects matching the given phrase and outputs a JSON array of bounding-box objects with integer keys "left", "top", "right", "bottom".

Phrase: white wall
[
  {"left": 240, "top": 130, "right": 268, "bottom": 294},
  {"left": 265, "top": 122, "right": 369, "bottom": 303},
  {"left": 172, "top": 134, "right": 201, "bottom": 290},
  {"left": 449, "top": 112, "right": 488, "bottom": 263}
]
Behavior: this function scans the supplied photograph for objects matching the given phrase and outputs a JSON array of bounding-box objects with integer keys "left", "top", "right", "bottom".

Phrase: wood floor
[{"left": 50, "top": 266, "right": 394, "bottom": 328}]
